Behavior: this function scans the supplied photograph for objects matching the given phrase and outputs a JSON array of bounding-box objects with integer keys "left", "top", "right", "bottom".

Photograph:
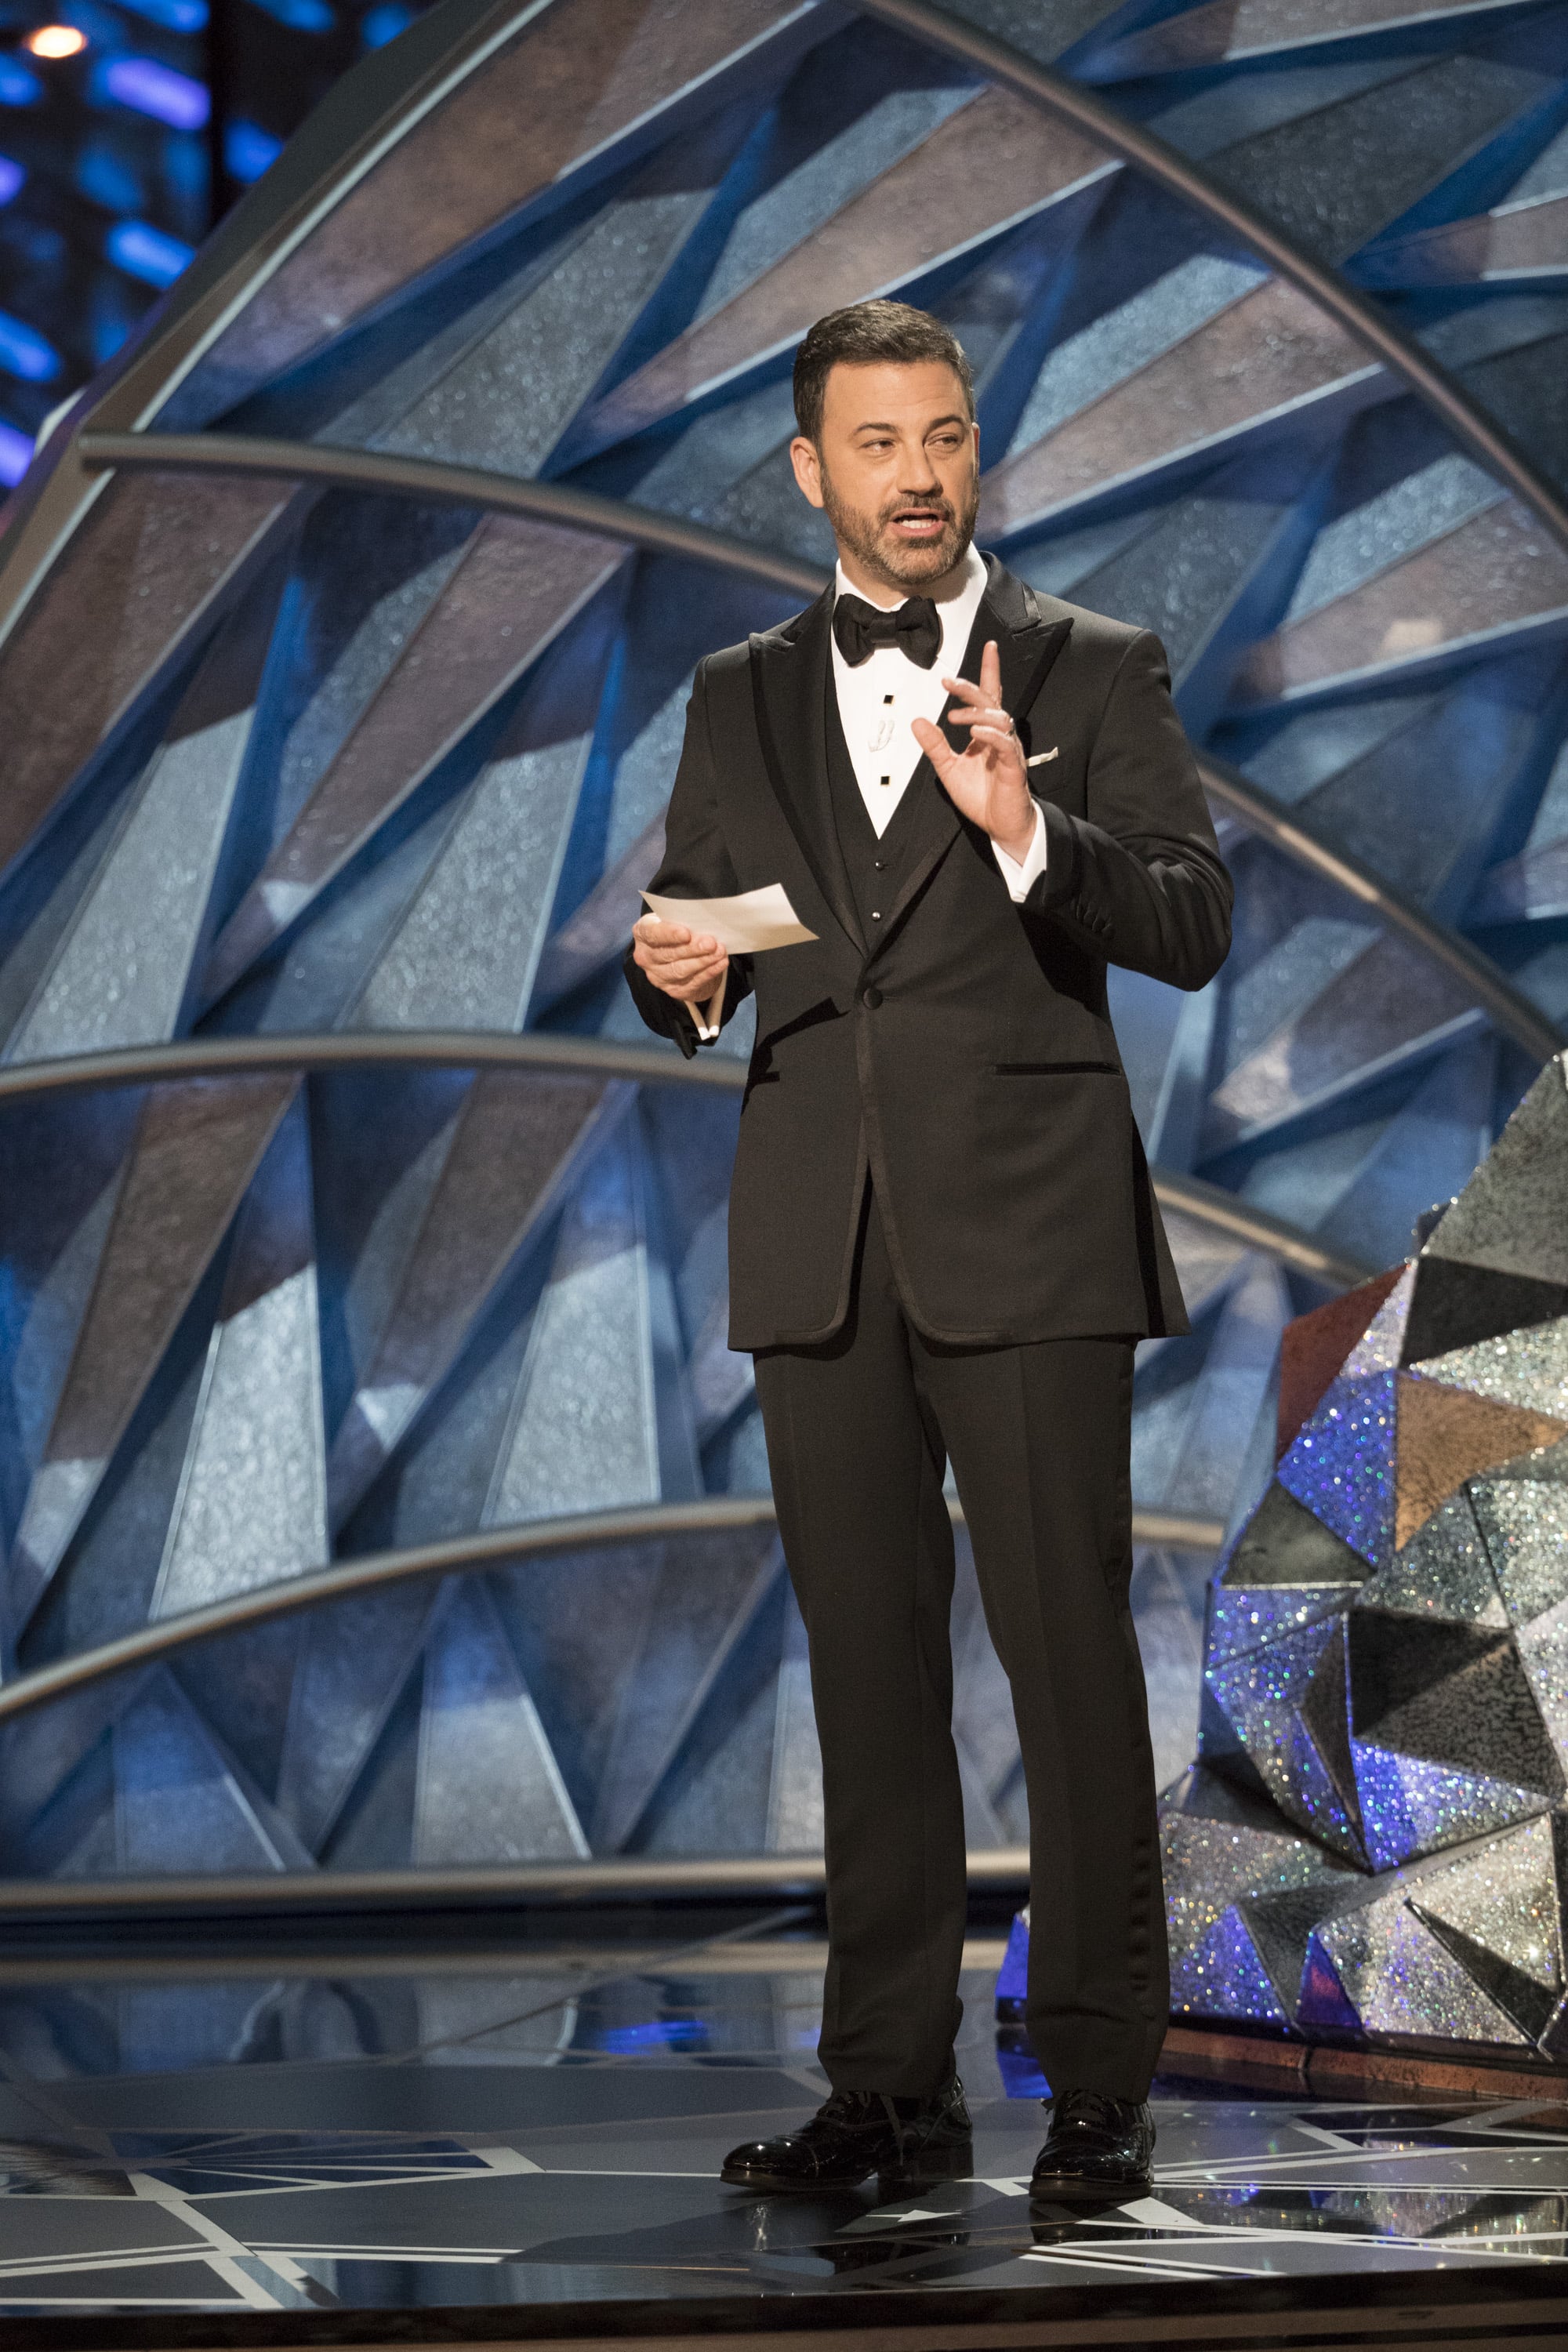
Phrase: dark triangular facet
[
  {"left": 1298, "top": 1931, "right": 1363, "bottom": 2034},
  {"left": 1348, "top": 1611, "right": 1563, "bottom": 1795},
  {"left": 1410, "top": 1904, "right": 1558, "bottom": 2044},
  {"left": 1298, "top": 1621, "right": 1364, "bottom": 1845},
  {"left": 1196, "top": 1682, "right": 1277, "bottom": 1808},
  {"left": 1236, "top": 1883, "right": 1344, "bottom": 2026},
  {"left": 1219, "top": 1480, "right": 1374, "bottom": 1592},
  {"left": 1402, "top": 1258, "right": 1568, "bottom": 1369}
]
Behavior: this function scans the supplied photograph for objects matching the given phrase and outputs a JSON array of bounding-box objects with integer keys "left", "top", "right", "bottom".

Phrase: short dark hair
[{"left": 793, "top": 300, "right": 975, "bottom": 445}]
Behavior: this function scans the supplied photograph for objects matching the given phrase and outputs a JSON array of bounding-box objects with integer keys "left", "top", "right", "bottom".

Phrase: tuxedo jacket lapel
[{"left": 749, "top": 590, "right": 865, "bottom": 958}]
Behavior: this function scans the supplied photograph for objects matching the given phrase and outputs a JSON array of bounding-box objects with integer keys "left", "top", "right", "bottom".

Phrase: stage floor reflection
[{"left": 1, "top": 1919, "right": 1566, "bottom": 2328}]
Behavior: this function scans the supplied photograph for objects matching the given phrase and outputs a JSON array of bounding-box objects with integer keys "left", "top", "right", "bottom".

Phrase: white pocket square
[{"left": 1025, "top": 746, "right": 1059, "bottom": 768}]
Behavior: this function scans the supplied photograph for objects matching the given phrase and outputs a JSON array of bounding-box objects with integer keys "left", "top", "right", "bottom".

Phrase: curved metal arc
[
  {"left": 856, "top": 0, "right": 1568, "bottom": 563},
  {"left": 0, "top": 1028, "right": 1364, "bottom": 1283},
  {"left": 1200, "top": 754, "right": 1565, "bottom": 1064},
  {"left": 75, "top": 433, "right": 831, "bottom": 603},
  {"left": 0, "top": 1494, "right": 1226, "bottom": 1732}
]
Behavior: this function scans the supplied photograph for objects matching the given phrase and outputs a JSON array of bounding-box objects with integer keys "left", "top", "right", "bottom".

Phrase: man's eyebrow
[{"left": 850, "top": 412, "right": 970, "bottom": 434}]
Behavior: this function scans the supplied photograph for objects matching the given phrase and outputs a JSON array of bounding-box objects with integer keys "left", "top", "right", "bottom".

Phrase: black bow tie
[{"left": 833, "top": 591, "right": 942, "bottom": 670}]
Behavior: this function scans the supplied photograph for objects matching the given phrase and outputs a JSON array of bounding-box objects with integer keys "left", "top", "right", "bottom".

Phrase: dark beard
[{"left": 818, "top": 464, "right": 979, "bottom": 594}]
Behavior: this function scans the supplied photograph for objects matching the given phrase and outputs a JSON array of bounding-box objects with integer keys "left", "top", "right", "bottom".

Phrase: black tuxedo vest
[{"left": 823, "top": 677, "right": 928, "bottom": 947}]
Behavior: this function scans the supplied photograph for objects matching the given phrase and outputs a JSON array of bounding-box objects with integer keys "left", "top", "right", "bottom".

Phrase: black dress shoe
[
  {"left": 1029, "top": 2089, "right": 1154, "bottom": 2206},
  {"left": 720, "top": 2070, "right": 972, "bottom": 2192}
]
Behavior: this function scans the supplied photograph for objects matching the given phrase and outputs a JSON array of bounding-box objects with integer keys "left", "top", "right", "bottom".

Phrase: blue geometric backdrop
[{"left": 0, "top": 0, "right": 1566, "bottom": 1889}]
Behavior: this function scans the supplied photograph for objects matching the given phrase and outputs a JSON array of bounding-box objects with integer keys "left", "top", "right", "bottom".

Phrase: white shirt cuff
[{"left": 992, "top": 798, "right": 1048, "bottom": 902}]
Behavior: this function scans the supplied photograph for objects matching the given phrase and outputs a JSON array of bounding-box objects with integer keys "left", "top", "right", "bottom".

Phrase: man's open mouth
[{"left": 887, "top": 508, "right": 949, "bottom": 539}]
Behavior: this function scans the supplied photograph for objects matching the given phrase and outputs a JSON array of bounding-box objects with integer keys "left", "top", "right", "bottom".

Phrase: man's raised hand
[
  {"left": 911, "top": 637, "right": 1036, "bottom": 863},
  {"left": 632, "top": 915, "right": 729, "bottom": 1005}
]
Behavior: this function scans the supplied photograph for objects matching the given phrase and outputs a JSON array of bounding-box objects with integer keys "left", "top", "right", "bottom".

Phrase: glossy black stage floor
[{"left": 2, "top": 1903, "right": 1568, "bottom": 2349}]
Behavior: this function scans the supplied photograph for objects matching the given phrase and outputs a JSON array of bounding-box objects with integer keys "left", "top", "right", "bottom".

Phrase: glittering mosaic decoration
[{"left": 1158, "top": 1054, "right": 1568, "bottom": 2055}]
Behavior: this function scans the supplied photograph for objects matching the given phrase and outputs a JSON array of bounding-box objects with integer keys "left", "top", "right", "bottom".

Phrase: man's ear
[{"left": 789, "top": 434, "right": 826, "bottom": 510}]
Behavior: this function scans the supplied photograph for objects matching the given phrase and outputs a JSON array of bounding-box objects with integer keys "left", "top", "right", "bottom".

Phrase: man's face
[{"left": 789, "top": 359, "right": 980, "bottom": 595}]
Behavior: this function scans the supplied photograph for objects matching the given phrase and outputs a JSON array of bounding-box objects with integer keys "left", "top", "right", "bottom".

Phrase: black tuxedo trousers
[{"left": 756, "top": 1183, "right": 1167, "bottom": 2103}]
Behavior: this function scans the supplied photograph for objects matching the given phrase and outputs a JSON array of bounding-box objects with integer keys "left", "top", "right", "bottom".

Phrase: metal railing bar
[
  {"left": 1203, "top": 757, "right": 1564, "bottom": 1064},
  {"left": 0, "top": 1028, "right": 1365, "bottom": 1285},
  {"left": 0, "top": 1494, "right": 1226, "bottom": 1732},
  {"left": 75, "top": 431, "right": 831, "bottom": 602},
  {"left": 0, "top": 1850, "right": 1029, "bottom": 1915}
]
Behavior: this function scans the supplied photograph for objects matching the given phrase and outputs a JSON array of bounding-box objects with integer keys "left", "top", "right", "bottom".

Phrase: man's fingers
[
  {"left": 980, "top": 637, "right": 1002, "bottom": 699},
  {"left": 947, "top": 705, "right": 1011, "bottom": 731},
  {"left": 911, "top": 716, "right": 957, "bottom": 779},
  {"left": 633, "top": 916, "right": 692, "bottom": 947}
]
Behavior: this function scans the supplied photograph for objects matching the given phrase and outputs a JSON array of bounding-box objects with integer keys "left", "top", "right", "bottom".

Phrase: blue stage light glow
[
  {"left": 0, "top": 311, "right": 61, "bottom": 383},
  {"left": 107, "top": 218, "right": 194, "bottom": 286},
  {"left": 96, "top": 56, "right": 209, "bottom": 129},
  {"left": 0, "top": 422, "right": 31, "bottom": 485},
  {"left": 248, "top": 0, "right": 335, "bottom": 28},
  {"left": 0, "top": 156, "right": 24, "bottom": 205},
  {"left": 0, "top": 57, "right": 42, "bottom": 105},
  {"left": 361, "top": 2, "right": 413, "bottom": 46},
  {"left": 117, "top": 0, "right": 209, "bottom": 25},
  {"left": 225, "top": 119, "right": 282, "bottom": 183}
]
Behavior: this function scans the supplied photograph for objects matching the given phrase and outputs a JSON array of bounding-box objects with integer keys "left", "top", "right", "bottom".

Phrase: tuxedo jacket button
[{"left": 861, "top": 985, "right": 883, "bottom": 1010}]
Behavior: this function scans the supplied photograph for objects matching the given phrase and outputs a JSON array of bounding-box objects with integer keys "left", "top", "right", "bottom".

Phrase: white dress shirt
[{"left": 829, "top": 548, "right": 1049, "bottom": 901}]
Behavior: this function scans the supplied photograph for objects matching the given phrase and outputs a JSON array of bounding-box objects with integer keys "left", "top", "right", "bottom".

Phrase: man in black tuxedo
[{"left": 625, "top": 300, "right": 1231, "bottom": 2202}]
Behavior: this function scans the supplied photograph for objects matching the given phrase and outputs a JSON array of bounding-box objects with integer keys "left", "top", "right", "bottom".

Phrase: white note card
[
  {"left": 641, "top": 883, "right": 816, "bottom": 955},
  {"left": 641, "top": 884, "right": 816, "bottom": 1042}
]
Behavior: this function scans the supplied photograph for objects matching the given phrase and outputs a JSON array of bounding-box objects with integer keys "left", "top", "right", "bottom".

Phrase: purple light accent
[
  {"left": 225, "top": 120, "right": 282, "bottom": 184},
  {"left": 98, "top": 56, "right": 209, "bottom": 129},
  {"left": 1277, "top": 1372, "right": 1396, "bottom": 1567},
  {"left": 1297, "top": 1932, "right": 1363, "bottom": 2032},
  {"left": 1172, "top": 1910, "right": 1287, "bottom": 2024},
  {"left": 1208, "top": 1585, "right": 1344, "bottom": 1661},
  {"left": 0, "top": 311, "right": 60, "bottom": 384},
  {"left": 0, "top": 155, "right": 23, "bottom": 205},
  {"left": 0, "top": 57, "right": 42, "bottom": 106},
  {"left": 995, "top": 1907, "right": 1029, "bottom": 2005},
  {"left": 107, "top": 219, "right": 194, "bottom": 288},
  {"left": 994, "top": 2036, "right": 1049, "bottom": 2099},
  {"left": 361, "top": 0, "right": 413, "bottom": 45},
  {"left": 0, "top": 422, "right": 31, "bottom": 485},
  {"left": 1348, "top": 1738, "right": 1534, "bottom": 1872}
]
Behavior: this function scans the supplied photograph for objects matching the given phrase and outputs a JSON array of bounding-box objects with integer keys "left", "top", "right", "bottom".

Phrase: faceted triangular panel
[
  {"left": 584, "top": 89, "right": 1118, "bottom": 449},
  {"left": 1160, "top": 1762, "right": 1356, "bottom": 2018},
  {"left": 204, "top": 523, "right": 626, "bottom": 1004},
  {"left": 4, "top": 575, "right": 281, "bottom": 1063},
  {"left": 1313, "top": 1881, "right": 1530, "bottom": 2043},
  {"left": 983, "top": 278, "right": 1378, "bottom": 536},
  {"left": 153, "top": 1096, "right": 326, "bottom": 1618},
  {"left": 1277, "top": 1266, "right": 1406, "bottom": 1456},
  {"left": 111, "top": 1668, "right": 312, "bottom": 1876},
  {"left": 274, "top": 1585, "right": 436, "bottom": 1857},
  {"left": 590, "top": 1529, "right": 782, "bottom": 1853},
  {"left": 1414, "top": 1811, "right": 1560, "bottom": 1998},
  {"left": 485, "top": 1112, "right": 662, "bottom": 1524},
  {"left": 0, "top": 475, "right": 296, "bottom": 887},
  {"left": 1344, "top": 1262, "right": 1417, "bottom": 1376},
  {"left": 172, "top": 0, "right": 828, "bottom": 425},
  {"left": 347, "top": 581, "right": 623, "bottom": 1034},
  {"left": 9, "top": 1075, "right": 298, "bottom": 1630},
  {"left": 325, "top": 1071, "right": 629, "bottom": 1526},
  {"left": 1410, "top": 1319, "right": 1568, "bottom": 1422},
  {"left": 1401, "top": 1258, "right": 1568, "bottom": 1368},
  {"left": 1426, "top": 1056, "right": 1568, "bottom": 1283},
  {"left": 1395, "top": 1373, "right": 1566, "bottom": 1548},
  {"left": 413, "top": 1578, "right": 588, "bottom": 1865},
  {"left": 1277, "top": 1372, "right": 1398, "bottom": 1566},
  {"left": 1354, "top": 1490, "right": 1506, "bottom": 1624}
]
